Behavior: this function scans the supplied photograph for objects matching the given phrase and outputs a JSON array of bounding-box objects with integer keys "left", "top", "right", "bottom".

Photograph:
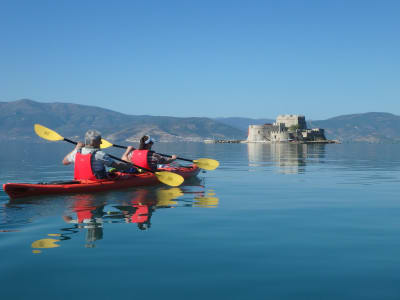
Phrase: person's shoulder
[
  {"left": 94, "top": 150, "right": 108, "bottom": 157},
  {"left": 81, "top": 147, "right": 95, "bottom": 154},
  {"left": 94, "top": 150, "right": 114, "bottom": 160}
]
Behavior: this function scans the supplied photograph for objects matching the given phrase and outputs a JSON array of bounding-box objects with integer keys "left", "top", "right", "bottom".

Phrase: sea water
[{"left": 1, "top": 142, "right": 400, "bottom": 299}]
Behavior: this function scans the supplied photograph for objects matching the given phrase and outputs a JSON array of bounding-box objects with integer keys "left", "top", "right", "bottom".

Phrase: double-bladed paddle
[
  {"left": 99, "top": 139, "right": 220, "bottom": 171},
  {"left": 34, "top": 124, "right": 184, "bottom": 187}
]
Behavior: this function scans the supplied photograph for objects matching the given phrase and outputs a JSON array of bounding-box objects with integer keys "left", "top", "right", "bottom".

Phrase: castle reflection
[{"left": 247, "top": 143, "right": 326, "bottom": 174}]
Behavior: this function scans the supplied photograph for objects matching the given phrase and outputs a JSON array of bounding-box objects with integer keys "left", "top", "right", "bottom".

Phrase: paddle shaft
[
  {"left": 63, "top": 139, "right": 157, "bottom": 174},
  {"left": 64, "top": 138, "right": 78, "bottom": 145},
  {"left": 107, "top": 154, "right": 156, "bottom": 174},
  {"left": 111, "top": 143, "right": 194, "bottom": 163}
]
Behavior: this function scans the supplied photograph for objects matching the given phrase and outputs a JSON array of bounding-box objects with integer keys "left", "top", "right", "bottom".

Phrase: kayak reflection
[{"left": 28, "top": 185, "right": 218, "bottom": 253}]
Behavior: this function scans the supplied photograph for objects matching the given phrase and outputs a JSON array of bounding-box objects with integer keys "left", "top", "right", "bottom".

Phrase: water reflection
[
  {"left": 62, "top": 194, "right": 106, "bottom": 248},
  {"left": 5, "top": 184, "right": 219, "bottom": 253},
  {"left": 247, "top": 143, "right": 326, "bottom": 173},
  {"left": 31, "top": 237, "right": 61, "bottom": 253}
]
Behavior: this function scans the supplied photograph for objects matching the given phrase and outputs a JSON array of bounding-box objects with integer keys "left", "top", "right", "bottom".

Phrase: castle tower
[
  {"left": 247, "top": 123, "right": 287, "bottom": 142},
  {"left": 275, "top": 115, "right": 307, "bottom": 130}
]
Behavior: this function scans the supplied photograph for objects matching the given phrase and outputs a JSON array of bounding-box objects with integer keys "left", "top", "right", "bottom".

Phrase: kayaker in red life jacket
[
  {"left": 62, "top": 130, "right": 130, "bottom": 180},
  {"left": 121, "top": 135, "right": 177, "bottom": 171}
]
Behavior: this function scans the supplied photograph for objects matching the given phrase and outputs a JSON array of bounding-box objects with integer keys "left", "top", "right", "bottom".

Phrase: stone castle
[{"left": 247, "top": 114, "right": 326, "bottom": 143}]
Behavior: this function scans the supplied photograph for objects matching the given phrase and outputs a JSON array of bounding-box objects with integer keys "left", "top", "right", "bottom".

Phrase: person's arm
[
  {"left": 152, "top": 152, "right": 177, "bottom": 165},
  {"left": 99, "top": 151, "right": 132, "bottom": 171},
  {"left": 110, "top": 160, "right": 132, "bottom": 172},
  {"left": 121, "top": 146, "right": 135, "bottom": 162},
  {"left": 62, "top": 142, "right": 84, "bottom": 165}
]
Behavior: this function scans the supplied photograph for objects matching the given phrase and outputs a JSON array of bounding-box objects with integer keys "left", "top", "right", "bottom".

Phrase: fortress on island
[
  {"left": 246, "top": 114, "right": 331, "bottom": 143},
  {"left": 204, "top": 114, "right": 338, "bottom": 144}
]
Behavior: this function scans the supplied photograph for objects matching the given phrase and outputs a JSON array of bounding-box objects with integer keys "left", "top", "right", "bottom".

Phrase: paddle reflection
[{"left": 26, "top": 184, "right": 219, "bottom": 253}]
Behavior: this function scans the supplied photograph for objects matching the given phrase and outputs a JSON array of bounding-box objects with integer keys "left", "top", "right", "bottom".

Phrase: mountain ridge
[
  {"left": 0, "top": 99, "right": 245, "bottom": 142},
  {"left": 2, "top": 99, "right": 400, "bottom": 143},
  {"left": 310, "top": 112, "right": 400, "bottom": 142}
]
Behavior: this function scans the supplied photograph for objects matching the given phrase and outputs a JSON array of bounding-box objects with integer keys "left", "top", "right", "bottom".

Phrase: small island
[
  {"left": 247, "top": 114, "right": 339, "bottom": 143},
  {"left": 205, "top": 115, "right": 339, "bottom": 144}
]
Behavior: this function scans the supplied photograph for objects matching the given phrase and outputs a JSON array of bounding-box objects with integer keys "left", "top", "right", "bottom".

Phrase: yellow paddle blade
[
  {"left": 193, "top": 158, "right": 220, "bottom": 170},
  {"left": 31, "top": 238, "right": 60, "bottom": 249},
  {"left": 100, "top": 138, "right": 113, "bottom": 149},
  {"left": 193, "top": 196, "right": 219, "bottom": 207},
  {"left": 154, "top": 171, "right": 184, "bottom": 187},
  {"left": 34, "top": 124, "right": 65, "bottom": 141},
  {"left": 157, "top": 199, "right": 178, "bottom": 206},
  {"left": 156, "top": 187, "right": 183, "bottom": 206},
  {"left": 157, "top": 188, "right": 183, "bottom": 201}
]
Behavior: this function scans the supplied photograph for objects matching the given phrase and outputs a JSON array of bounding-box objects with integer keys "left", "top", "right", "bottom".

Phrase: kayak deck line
[
  {"left": 38, "top": 180, "right": 81, "bottom": 185},
  {"left": 3, "top": 165, "right": 200, "bottom": 199}
]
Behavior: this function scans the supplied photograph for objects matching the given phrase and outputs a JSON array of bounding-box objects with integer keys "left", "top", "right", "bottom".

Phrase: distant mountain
[
  {"left": 0, "top": 99, "right": 245, "bottom": 142},
  {"left": 215, "top": 117, "right": 274, "bottom": 131},
  {"left": 310, "top": 112, "right": 400, "bottom": 143},
  {"left": 2, "top": 100, "right": 399, "bottom": 143}
]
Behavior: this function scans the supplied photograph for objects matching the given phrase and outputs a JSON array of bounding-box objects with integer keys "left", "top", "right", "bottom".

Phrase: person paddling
[
  {"left": 121, "top": 135, "right": 177, "bottom": 171},
  {"left": 63, "top": 130, "right": 130, "bottom": 180}
]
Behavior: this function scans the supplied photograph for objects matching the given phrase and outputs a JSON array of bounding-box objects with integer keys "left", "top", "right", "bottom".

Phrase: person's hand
[
  {"left": 75, "top": 142, "right": 84, "bottom": 150},
  {"left": 171, "top": 155, "right": 177, "bottom": 160},
  {"left": 127, "top": 146, "right": 135, "bottom": 152}
]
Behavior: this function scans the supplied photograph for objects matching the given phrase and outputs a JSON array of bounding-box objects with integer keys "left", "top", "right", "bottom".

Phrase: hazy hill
[
  {"left": 310, "top": 112, "right": 400, "bottom": 142},
  {"left": 0, "top": 99, "right": 245, "bottom": 142},
  {"left": 2, "top": 100, "right": 400, "bottom": 143},
  {"left": 214, "top": 117, "right": 274, "bottom": 132}
]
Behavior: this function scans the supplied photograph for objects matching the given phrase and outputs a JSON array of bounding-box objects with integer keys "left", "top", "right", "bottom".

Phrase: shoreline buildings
[{"left": 247, "top": 115, "right": 328, "bottom": 143}]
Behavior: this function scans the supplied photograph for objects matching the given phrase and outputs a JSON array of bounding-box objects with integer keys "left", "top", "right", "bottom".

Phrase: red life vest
[
  {"left": 131, "top": 204, "right": 149, "bottom": 223},
  {"left": 74, "top": 151, "right": 98, "bottom": 181},
  {"left": 130, "top": 190, "right": 151, "bottom": 223},
  {"left": 131, "top": 150, "right": 151, "bottom": 170},
  {"left": 75, "top": 205, "right": 95, "bottom": 223}
]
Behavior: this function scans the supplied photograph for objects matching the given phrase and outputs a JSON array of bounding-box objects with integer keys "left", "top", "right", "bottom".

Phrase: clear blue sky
[{"left": 1, "top": 0, "right": 399, "bottom": 120}]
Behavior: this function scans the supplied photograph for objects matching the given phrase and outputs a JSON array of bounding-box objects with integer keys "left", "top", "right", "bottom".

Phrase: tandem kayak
[{"left": 3, "top": 165, "right": 200, "bottom": 199}]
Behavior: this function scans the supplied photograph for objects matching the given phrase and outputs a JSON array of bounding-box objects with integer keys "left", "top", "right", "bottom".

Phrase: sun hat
[
  {"left": 144, "top": 135, "right": 155, "bottom": 144},
  {"left": 85, "top": 130, "right": 102, "bottom": 145}
]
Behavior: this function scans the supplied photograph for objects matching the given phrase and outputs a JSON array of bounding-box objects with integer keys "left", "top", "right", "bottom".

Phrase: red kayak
[{"left": 3, "top": 165, "right": 200, "bottom": 199}]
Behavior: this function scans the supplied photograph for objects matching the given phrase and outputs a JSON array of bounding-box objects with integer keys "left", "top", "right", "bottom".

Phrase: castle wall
[
  {"left": 275, "top": 115, "right": 307, "bottom": 130},
  {"left": 247, "top": 123, "right": 288, "bottom": 142},
  {"left": 247, "top": 125, "right": 273, "bottom": 142},
  {"left": 270, "top": 130, "right": 290, "bottom": 142},
  {"left": 302, "top": 128, "right": 326, "bottom": 140},
  {"left": 247, "top": 115, "right": 326, "bottom": 143}
]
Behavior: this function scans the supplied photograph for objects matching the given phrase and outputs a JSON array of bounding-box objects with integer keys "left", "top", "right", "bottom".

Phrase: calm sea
[{"left": 1, "top": 141, "right": 400, "bottom": 299}]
